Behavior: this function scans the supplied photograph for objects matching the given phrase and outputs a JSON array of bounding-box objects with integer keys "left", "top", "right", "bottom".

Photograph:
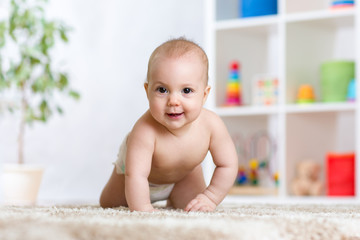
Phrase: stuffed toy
[{"left": 291, "top": 160, "right": 323, "bottom": 196}]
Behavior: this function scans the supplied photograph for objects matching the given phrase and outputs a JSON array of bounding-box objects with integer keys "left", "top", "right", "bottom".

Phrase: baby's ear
[
  {"left": 202, "top": 85, "right": 211, "bottom": 105},
  {"left": 144, "top": 82, "right": 149, "bottom": 98}
]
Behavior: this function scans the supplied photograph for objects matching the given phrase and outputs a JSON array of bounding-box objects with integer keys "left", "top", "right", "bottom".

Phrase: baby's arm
[
  {"left": 125, "top": 127, "right": 155, "bottom": 212},
  {"left": 185, "top": 114, "right": 238, "bottom": 211}
]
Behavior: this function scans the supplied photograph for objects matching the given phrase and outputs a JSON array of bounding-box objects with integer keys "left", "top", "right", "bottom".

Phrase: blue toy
[
  {"left": 241, "top": 0, "right": 278, "bottom": 18},
  {"left": 236, "top": 167, "right": 247, "bottom": 184},
  {"left": 347, "top": 79, "right": 356, "bottom": 102}
]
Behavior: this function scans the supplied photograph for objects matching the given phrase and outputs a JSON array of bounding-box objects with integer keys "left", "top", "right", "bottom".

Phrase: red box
[{"left": 327, "top": 153, "right": 355, "bottom": 196}]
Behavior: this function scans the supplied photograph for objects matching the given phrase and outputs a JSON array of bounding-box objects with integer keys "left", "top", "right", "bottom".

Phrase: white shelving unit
[{"left": 204, "top": 0, "right": 360, "bottom": 203}]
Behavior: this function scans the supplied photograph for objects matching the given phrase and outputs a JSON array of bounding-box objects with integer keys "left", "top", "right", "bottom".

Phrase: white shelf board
[
  {"left": 285, "top": 8, "right": 355, "bottom": 23},
  {"left": 214, "top": 8, "right": 355, "bottom": 30},
  {"left": 286, "top": 102, "right": 356, "bottom": 114},
  {"left": 223, "top": 195, "right": 359, "bottom": 205},
  {"left": 215, "top": 15, "right": 278, "bottom": 31},
  {"left": 215, "top": 105, "right": 278, "bottom": 117}
]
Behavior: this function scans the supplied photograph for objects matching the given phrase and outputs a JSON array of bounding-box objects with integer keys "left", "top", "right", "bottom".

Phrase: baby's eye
[
  {"left": 182, "top": 88, "right": 193, "bottom": 94},
  {"left": 156, "top": 87, "right": 168, "bottom": 93}
]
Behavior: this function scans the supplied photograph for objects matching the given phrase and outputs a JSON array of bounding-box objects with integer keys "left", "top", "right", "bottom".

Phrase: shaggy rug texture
[{"left": 1, "top": 204, "right": 360, "bottom": 240}]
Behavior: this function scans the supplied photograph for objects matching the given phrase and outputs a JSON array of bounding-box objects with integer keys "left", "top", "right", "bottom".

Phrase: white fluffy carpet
[{"left": 1, "top": 204, "right": 360, "bottom": 240}]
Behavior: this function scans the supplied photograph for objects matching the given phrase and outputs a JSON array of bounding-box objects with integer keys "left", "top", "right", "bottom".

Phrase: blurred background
[{"left": 0, "top": 0, "right": 205, "bottom": 204}]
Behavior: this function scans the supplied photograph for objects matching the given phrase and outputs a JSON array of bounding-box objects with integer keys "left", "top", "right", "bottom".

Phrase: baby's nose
[{"left": 168, "top": 93, "right": 180, "bottom": 106}]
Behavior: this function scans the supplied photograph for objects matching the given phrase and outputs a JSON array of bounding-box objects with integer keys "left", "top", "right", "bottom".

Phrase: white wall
[{"left": 0, "top": 0, "right": 205, "bottom": 204}]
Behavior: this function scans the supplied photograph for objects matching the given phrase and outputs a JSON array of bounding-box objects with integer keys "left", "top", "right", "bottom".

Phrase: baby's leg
[
  {"left": 167, "top": 164, "right": 206, "bottom": 209},
  {"left": 99, "top": 167, "right": 127, "bottom": 208}
]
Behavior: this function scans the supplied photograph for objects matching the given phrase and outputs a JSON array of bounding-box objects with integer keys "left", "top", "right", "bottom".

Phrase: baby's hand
[{"left": 184, "top": 193, "right": 217, "bottom": 212}]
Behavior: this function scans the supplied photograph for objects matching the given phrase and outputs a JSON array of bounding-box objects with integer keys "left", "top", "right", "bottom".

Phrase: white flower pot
[{"left": 2, "top": 164, "right": 44, "bottom": 205}]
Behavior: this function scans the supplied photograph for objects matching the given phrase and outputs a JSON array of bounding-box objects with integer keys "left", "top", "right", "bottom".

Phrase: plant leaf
[
  {"left": 56, "top": 105, "right": 63, "bottom": 114},
  {"left": 58, "top": 73, "right": 68, "bottom": 90},
  {"left": 0, "top": 21, "right": 6, "bottom": 47},
  {"left": 69, "top": 90, "right": 80, "bottom": 100}
]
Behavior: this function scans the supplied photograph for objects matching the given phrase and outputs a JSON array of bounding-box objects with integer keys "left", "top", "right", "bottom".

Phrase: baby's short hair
[{"left": 146, "top": 37, "right": 209, "bottom": 83}]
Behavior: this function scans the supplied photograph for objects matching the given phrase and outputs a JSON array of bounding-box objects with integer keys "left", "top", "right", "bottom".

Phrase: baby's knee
[
  {"left": 99, "top": 193, "right": 112, "bottom": 208},
  {"left": 99, "top": 195, "right": 126, "bottom": 208},
  {"left": 99, "top": 186, "right": 127, "bottom": 208}
]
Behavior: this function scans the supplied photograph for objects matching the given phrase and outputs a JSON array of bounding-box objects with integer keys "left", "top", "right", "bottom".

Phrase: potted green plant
[{"left": 0, "top": 0, "right": 79, "bottom": 205}]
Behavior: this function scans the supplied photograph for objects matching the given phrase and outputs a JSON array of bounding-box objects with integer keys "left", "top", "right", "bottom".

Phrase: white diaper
[{"left": 113, "top": 135, "right": 175, "bottom": 203}]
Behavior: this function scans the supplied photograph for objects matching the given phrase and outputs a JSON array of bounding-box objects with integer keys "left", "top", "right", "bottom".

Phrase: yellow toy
[{"left": 248, "top": 159, "right": 258, "bottom": 185}]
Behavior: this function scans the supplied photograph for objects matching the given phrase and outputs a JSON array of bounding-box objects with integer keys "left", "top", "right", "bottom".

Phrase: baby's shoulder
[
  {"left": 200, "top": 108, "right": 223, "bottom": 126},
  {"left": 131, "top": 111, "right": 157, "bottom": 137},
  {"left": 199, "top": 108, "right": 228, "bottom": 136}
]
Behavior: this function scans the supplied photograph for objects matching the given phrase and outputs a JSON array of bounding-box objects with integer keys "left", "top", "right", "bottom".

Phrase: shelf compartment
[
  {"left": 216, "top": 0, "right": 240, "bottom": 21},
  {"left": 215, "top": 24, "right": 278, "bottom": 107},
  {"left": 286, "top": 0, "right": 355, "bottom": 14},
  {"left": 286, "top": 111, "right": 355, "bottom": 196},
  {"left": 286, "top": 13, "right": 355, "bottom": 104},
  {"left": 215, "top": 0, "right": 278, "bottom": 21},
  {"left": 222, "top": 115, "right": 279, "bottom": 191}
]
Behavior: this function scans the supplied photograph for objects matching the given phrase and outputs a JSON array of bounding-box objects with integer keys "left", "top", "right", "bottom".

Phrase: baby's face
[{"left": 145, "top": 55, "right": 210, "bottom": 133}]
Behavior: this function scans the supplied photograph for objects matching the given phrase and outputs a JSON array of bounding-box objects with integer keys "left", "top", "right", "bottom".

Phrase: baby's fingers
[
  {"left": 186, "top": 200, "right": 211, "bottom": 212},
  {"left": 191, "top": 203, "right": 212, "bottom": 212},
  {"left": 184, "top": 199, "right": 198, "bottom": 212},
  {"left": 187, "top": 202, "right": 203, "bottom": 212},
  {"left": 199, "top": 205, "right": 212, "bottom": 212}
]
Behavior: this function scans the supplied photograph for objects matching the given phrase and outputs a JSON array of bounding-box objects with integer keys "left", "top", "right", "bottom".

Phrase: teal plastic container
[
  {"left": 347, "top": 79, "right": 356, "bottom": 101},
  {"left": 320, "top": 61, "right": 355, "bottom": 102}
]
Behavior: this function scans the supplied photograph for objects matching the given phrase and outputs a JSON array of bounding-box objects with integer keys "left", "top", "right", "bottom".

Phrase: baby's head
[
  {"left": 146, "top": 37, "right": 209, "bottom": 85},
  {"left": 144, "top": 38, "right": 211, "bottom": 132}
]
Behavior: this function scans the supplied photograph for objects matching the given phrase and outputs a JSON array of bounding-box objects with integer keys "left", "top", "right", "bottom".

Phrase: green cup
[{"left": 321, "top": 61, "right": 355, "bottom": 102}]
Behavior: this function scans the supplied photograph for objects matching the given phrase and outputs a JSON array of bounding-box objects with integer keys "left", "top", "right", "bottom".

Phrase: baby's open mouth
[{"left": 167, "top": 113, "right": 184, "bottom": 118}]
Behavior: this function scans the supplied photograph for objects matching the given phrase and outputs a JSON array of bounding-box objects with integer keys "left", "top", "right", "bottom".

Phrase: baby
[{"left": 100, "top": 37, "right": 238, "bottom": 212}]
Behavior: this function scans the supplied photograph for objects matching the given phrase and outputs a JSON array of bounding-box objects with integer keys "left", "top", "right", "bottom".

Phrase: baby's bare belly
[
  {"left": 148, "top": 141, "right": 209, "bottom": 184},
  {"left": 147, "top": 160, "right": 202, "bottom": 184}
]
